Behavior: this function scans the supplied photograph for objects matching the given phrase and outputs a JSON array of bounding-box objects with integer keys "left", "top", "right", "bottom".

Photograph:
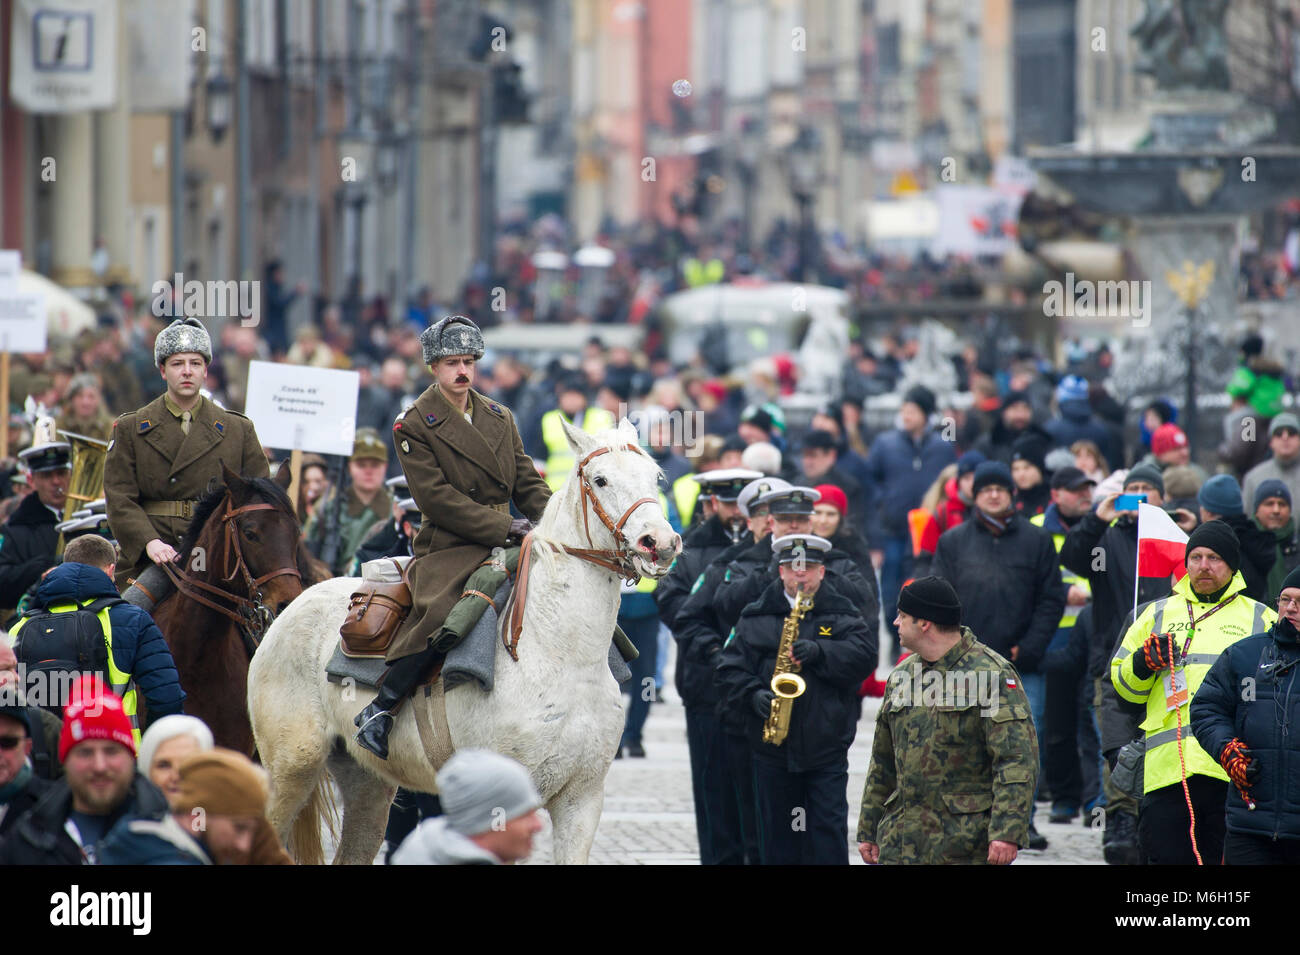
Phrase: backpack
[{"left": 12, "top": 597, "right": 125, "bottom": 717}]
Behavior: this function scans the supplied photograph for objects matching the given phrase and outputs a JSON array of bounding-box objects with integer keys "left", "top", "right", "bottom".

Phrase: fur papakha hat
[
  {"left": 154, "top": 317, "right": 213, "bottom": 366},
  {"left": 421, "top": 314, "right": 485, "bottom": 364}
]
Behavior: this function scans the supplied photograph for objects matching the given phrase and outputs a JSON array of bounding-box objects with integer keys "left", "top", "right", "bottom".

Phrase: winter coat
[
  {"left": 0, "top": 492, "right": 59, "bottom": 610},
  {"left": 97, "top": 812, "right": 211, "bottom": 865},
  {"left": 1261, "top": 517, "right": 1300, "bottom": 604},
  {"left": 934, "top": 477, "right": 970, "bottom": 531},
  {"left": 0, "top": 772, "right": 168, "bottom": 865},
  {"left": 864, "top": 428, "right": 957, "bottom": 542},
  {"left": 1192, "top": 618, "right": 1300, "bottom": 841},
  {"left": 19, "top": 562, "right": 186, "bottom": 721},
  {"left": 930, "top": 513, "right": 1064, "bottom": 673},
  {"left": 795, "top": 465, "right": 871, "bottom": 541},
  {"left": 713, "top": 535, "right": 879, "bottom": 636},
  {"left": 1013, "top": 482, "right": 1050, "bottom": 518},
  {"left": 673, "top": 536, "right": 754, "bottom": 713},
  {"left": 1060, "top": 511, "right": 1173, "bottom": 679},
  {"left": 0, "top": 769, "right": 52, "bottom": 840},
  {"left": 716, "top": 579, "right": 876, "bottom": 771},
  {"left": 390, "top": 817, "right": 501, "bottom": 864},
  {"left": 388, "top": 385, "right": 551, "bottom": 662},
  {"left": 349, "top": 518, "right": 413, "bottom": 576},
  {"left": 656, "top": 514, "right": 741, "bottom": 632},
  {"left": 856, "top": 627, "right": 1037, "bottom": 862},
  {"left": 304, "top": 484, "right": 394, "bottom": 577},
  {"left": 1045, "top": 400, "right": 1123, "bottom": 474}
]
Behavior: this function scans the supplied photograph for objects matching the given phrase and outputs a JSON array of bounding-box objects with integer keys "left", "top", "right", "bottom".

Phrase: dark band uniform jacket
[
  {"left": 388, "top": 384, "right": 551, "bottom": 662},
  {"left": 104, "top": 395, "right": 269, "bottom": 580}
]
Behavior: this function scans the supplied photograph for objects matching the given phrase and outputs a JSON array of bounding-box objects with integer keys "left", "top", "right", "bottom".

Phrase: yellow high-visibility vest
[
  {"left": 12, "top": 599, "right": 140, "bottom": 745},
  {"left": 1031, "top": 512, "right": 1092, "bottom": 630},
  {"left": 540, "top": 406, "right": 616, "bottom": 490}
]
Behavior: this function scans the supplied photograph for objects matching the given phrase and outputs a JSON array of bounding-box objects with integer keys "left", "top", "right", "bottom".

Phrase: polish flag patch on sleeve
[{"left": 1006, "top": 677, "right": 1018, "bottom": 689}]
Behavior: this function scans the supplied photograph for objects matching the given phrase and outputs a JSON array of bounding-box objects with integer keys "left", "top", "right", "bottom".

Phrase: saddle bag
[{"left": 340, "top": 560, "right": 412, "bottom": 658}]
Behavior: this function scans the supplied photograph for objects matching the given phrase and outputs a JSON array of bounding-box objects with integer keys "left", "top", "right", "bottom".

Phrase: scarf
[
  {"left": 0, "top": 762, "right": 32, "bottom": 804},
  {"left": 976, "top": 507, "right": 1013, "bottom": 537}
]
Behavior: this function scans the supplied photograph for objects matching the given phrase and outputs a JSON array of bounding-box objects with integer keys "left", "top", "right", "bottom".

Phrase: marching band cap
[
  {"left": 737, "top": 477, "right": 790, "bottom": 518},
  {"left": 397, "top": 497, "right": 421, "bottom": 518},
  {"left": 385, "top": 474, "right": 411, "bottom": 494},
  {"left": 759, "top": 484, "right": 821, "bottom": 516},
  {"left": 350, "top": 428, "right": 388, "bottom": 464},
  {"left": 18, "top": 442, "right": 70, "bottom": 473},
  {"left": 154, "top": 317, "right": 213, "bottom": 366},
  {"left": 772, "top": 533, "right": 832, "bottom": 565},
  {"left": 696, "top": 468, "right": 763, "bottom": 502},
  {"left": 421, "top": 314, "right": 485, "bottom": 364}
]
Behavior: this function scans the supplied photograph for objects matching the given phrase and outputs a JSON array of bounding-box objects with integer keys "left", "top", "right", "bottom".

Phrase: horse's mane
[{"left": 177, "top": 475, "right": 296, "bottom": 565}]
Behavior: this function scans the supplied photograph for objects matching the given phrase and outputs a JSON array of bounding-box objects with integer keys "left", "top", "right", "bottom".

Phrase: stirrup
[{"left": 354, "top": 709, "right": 395, "bottom": 760}]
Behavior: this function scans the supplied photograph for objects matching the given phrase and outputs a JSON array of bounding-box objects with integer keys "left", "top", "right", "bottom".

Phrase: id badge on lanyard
[{"left": 1163, "top": 595, "right": 1233, "bottom": 712}]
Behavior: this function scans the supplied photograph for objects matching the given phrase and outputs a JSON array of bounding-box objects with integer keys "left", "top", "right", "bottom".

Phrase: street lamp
[
  {"left": 783, "top": 126, "right": 822, "bottom": 283},
  {"left": 206, "top": 72, "right": 232, "bottom": 142}
]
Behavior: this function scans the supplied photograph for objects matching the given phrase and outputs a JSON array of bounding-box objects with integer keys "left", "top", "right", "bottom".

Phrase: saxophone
[{"left": 763, "top": 588, "right": 815, "bottom": 745}]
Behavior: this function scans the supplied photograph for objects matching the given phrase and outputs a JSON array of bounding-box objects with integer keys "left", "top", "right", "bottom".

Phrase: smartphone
[{"left": 1115, "top": 493, "right": 1148, "bottom": 510}]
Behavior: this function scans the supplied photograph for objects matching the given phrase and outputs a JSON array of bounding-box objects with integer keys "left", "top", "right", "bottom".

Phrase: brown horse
[{"left": 151, "top": 463, "right": 308, "bottom": 753}]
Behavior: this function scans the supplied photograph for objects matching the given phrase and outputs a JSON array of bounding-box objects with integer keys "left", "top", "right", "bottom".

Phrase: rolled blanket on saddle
[{"left": 436, "top": 545, "right": 637, "bottom": 690}]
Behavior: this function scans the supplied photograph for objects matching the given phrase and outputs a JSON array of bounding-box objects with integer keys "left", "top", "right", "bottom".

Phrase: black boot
[{"left": 354, "top": 646, "right": 440, "bottom": 759}]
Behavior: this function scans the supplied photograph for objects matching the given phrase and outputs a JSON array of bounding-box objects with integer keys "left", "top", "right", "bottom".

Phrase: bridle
[
  {"left": 161, "top": 493, "right": 302, "bottom": 654},
  {"left": 503, "top": 443, "right": 665, "bottom": 661}
]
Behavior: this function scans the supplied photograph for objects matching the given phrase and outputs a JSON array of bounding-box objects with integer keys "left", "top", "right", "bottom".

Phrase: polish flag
[{"left": 1138, "top": 502, "right": 1188, "bottom": 583}]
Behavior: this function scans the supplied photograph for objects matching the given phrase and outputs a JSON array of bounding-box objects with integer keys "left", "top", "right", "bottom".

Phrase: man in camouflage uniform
[
  {"left": 858, "top": 576, "right": 1038, "bottom": 865},
  {"left": 304, "top": 428, "right": 394, "bottom": 577},
  {"left": 103, "top": 317, "right": 269, "bottom": 591}
]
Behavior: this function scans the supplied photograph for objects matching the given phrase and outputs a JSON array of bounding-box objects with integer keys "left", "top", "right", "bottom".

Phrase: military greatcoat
[
  {"left": 388, "top": 384, "right": 551, "bottom": 662},
  {"left": 857, "top": 627, "right": 1038, "bottom": 864},
  {"left": 103, "top": 394, "right": 269, "bottom": 584}
]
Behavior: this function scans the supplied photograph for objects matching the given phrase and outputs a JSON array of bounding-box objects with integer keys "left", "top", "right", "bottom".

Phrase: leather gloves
[
  {"left": 507, "top": 517, "right": 534, "bottom": 542},
  {"left": 1136, "top": 632, "right": 1178, "bottom": 677},
  {"left": 1220, "top": 738, "right": 1260, "bottom": 793},
  {"left": 752, "top": 689, "right": 776, "bottom": 719},
  {"left": 790, "top": 639, "right": 822, "bottom": 667}
]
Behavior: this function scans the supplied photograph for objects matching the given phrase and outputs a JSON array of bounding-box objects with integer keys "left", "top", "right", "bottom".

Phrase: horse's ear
[
  {"left": 220, "top": 460, "right": 250, "bottom": 502},
  {"left": 561, "top": 418, "right": 593, "bottom": 457},
  {"left": 617, "top": 417, "right": 639, "bottom": 441},
  {"left": 273, "top": 459, "right": 293, "bottom": 491}
]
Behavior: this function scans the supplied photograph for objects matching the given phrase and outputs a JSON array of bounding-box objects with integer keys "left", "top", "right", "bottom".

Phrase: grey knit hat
[
  {"left": 437, "top": 749, "right": 541, "bottom": 836},
  {"left": 420, "top": 314, "right": 485, "bottom": 364},
  {"left": 154, "top": 317, "right": 213, "bottom": 366}
]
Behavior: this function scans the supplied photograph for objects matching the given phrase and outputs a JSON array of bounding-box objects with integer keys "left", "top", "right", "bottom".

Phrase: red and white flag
[{"left": 1137, "top": 502, "right": 1188, "bottom": 583}]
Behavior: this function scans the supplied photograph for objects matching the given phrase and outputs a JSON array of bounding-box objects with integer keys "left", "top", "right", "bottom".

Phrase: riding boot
[{"left": 354, "top": 644, "right": 442, "bottom": 760}]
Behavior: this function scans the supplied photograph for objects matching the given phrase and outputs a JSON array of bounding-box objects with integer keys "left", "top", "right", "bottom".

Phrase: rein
[
  {"left": 163, "top": 495, "right": 302, "bottom": 654},
  {"left": 502, "top": 444, "right": 659, "bottom": 661}
]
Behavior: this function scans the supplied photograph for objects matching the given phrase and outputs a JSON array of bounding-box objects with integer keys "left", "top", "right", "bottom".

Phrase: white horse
[{"left": 247, "top": 419, "right": 681, "bottom": 864}]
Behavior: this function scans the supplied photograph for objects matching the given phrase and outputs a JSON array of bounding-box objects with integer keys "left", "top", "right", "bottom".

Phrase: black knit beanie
[
  {"left": 1281, "top": 565, "right": 1300, "bottom": 594},
  {"left": 898, "top": 576, "right": 962, "bottom": 627},
  {"left": 1185, "top": 519, "right": 1240, "bottom": 572}
]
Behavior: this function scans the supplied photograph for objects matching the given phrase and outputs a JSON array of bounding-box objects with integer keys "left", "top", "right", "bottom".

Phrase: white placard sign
[
  {"left": 244, "top": 361, "right": 359, "bottom": 456},
  {"left": 0, "top": 251, "right": 21, "bottom": 289},
  {"left": 9, "top": 0, "right": 119, "bottom": 113},
  {"left": 0, "top": 294, "right": 47, "bottom": 353}
]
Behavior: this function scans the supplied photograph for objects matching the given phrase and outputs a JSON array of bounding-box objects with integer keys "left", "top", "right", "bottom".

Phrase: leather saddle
[{"left": 339, "top": 559, "right": 413, "bottom": 658}]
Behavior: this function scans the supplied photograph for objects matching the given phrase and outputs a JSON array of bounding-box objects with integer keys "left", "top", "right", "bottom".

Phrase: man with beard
[
  {"left": 1112, "top": 521, "right": 1275, "bottom": 864},
  {"left": 0, "top": 677, "right": 168, "bottom": 864},
  {"left": 1192, "top": 565, "right": 1300, "bottom": 863},
  {"left": 931, "top": 460, "right": 1062, "bottom": 849}
]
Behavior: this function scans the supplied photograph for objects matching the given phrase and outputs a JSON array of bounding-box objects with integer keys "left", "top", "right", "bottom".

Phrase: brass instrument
[
  {"left": 763, "top": 588, "right": 815, "bottom": 746},
  {"left": 55, "top": 430, "right": 109, "bottom": 556}
]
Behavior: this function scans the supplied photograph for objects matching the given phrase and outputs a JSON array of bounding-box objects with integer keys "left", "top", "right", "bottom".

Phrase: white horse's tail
[{"left": 287, "top": 772, "right": 339, "bottom": 866}]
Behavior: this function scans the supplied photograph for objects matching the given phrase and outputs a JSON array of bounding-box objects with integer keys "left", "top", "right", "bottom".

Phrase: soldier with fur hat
[
  {"left": 103, "top": 317, "right": 270, "bottom": 590},
  {"left": 353, "top": 315, "right": 552, "bottom": 760}
]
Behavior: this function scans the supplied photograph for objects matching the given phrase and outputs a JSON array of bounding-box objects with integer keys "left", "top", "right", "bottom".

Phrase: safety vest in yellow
[
  {"left": 672, "top": 473, "right": 702, "bottom": 529},
  {"left": 1111, "top": 571, "right": 1274, "bottom": 794},
  {"left": 682, "top": 257, "right": 725, "bottom": 288},
  {"left": 540, "top": 406, "right": 616, "bottom": 490},
  {"left": 12, "top": 599, "right": 140, "bottom": 745},
  {"left": 1030, "top": 512, "right": 1092, "bottom": 630}
]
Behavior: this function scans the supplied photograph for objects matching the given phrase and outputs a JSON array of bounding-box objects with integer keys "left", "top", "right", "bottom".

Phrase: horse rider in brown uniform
[
  {"left": 104, "top": 317, "right": 271, "bottom": 595},
  {"left": 354, "top": 314, "right": 552, "bottom": 759}
]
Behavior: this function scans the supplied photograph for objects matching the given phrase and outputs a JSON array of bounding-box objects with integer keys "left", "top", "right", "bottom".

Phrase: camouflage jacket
[{"left": 857, "top": 627, "right": 1037, "bottom": 864}]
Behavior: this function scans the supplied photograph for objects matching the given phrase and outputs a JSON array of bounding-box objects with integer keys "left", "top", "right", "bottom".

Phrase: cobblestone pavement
[{"left": 334, "top": 661, "right": 1106, "bottom": 865}]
